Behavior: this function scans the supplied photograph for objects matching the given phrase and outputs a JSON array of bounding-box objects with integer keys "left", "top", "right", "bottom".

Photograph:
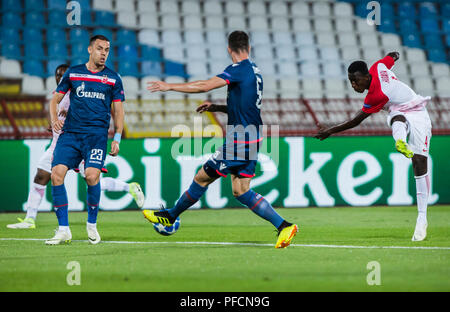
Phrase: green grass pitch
[{"left": 0, "top": 206, "right": 449, "bottom": 292}]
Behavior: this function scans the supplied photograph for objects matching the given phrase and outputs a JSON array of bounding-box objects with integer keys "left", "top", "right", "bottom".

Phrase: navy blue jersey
[
  {"left": 216, "top": 59, "right": 263, "bottom": 160},
  {"left": 56, "top": 64, "right": 125, "bottom": 133}
]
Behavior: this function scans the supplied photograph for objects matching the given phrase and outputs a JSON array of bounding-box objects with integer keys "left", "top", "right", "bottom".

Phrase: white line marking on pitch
[{"left": 1, "top": 237, "right": 449, "bottom": 250}]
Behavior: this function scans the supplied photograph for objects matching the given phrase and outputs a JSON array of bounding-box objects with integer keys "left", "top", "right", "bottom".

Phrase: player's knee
[
  {"left": 390, "top": 115, "right": 407, "bottom": 126},
  {"left": 85, "top": 173, "right": 100, "bottom": 186},
  {"left": 412, "top": 154, "right": 428, "bottom": 176},
  {"left": 34, "top": 170, "right": 50, "bottom": 185},
  {"left": 51, "top": 172, "right": 64, "bottom": 186}
]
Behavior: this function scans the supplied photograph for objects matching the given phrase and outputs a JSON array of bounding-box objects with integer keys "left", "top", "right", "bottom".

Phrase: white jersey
[
  {"left": 362, "top": 56, "right": 430, "bottom": 114},
  {"left": 49, "top": 90, "right": 71, "bottom": 149}
]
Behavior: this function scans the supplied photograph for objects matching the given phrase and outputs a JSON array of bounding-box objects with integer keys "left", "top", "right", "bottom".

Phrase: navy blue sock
[
  {"left": 168, "top": 181, "right": 208, "bottom": 219},
  {"left": 52, "top": 184, "right": 69, "bottom": 226},
  {"left": 236, "top": 190, "right": 284, "bottom": 229},
  {"left": 87, "top": 183, "right": 101, "bottom": 224}
]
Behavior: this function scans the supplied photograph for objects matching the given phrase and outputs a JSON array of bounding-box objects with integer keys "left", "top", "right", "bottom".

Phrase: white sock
[
  {"left": 87, "top": 222, "right": 97, "bottom": 228},
  {"left": 25, "top": 183, "right": 46, "bottom": 220},
  {"left": 101, "top": 177, "right": 129, "bottom": 192},
  {"left": 59, "top": 225, "right": 70, "bottom": 232},
  {"left": 392, "top": 121, "right": 407, "bottom": 142},
  {"left": 415, "top": 174, "right": 429, "bottom": 224}
]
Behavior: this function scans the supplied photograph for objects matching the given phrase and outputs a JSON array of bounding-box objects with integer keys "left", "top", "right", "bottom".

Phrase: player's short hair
[
  {"left": 228, "top": 31, "right": 249, "bottom": 53},
  {"left": 89, "top": 34, "right": 110, "bottom": 46},
  {"left": 55, "top": 63, "right": 69, "bottom": 76},
  {"left": 348, "top": 61, "right": 369, "bottom": 75}
]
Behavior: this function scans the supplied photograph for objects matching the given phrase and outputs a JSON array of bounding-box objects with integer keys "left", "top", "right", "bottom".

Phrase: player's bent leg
[
  {"left": 85, "top": 167, "right": 102, "bottom": 244},
  {"left": 231, "top": 175, "right": 298, "bottom": 248},
  {"left": 142, "top": 167, "right": 217, "bottom": 226},
  {"left": 412, "top": 155, "right": 429, "bottom": 241}
]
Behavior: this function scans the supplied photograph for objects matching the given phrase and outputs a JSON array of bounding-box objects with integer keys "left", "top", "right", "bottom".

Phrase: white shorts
[
  {"left": 37, "top": 146, "right": 55, "bottom": 173},
  {"left": 387, "top": 109, "right": 432, "bottom": 157}
]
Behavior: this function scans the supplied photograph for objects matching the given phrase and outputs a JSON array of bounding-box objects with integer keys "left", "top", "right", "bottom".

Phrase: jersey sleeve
[
  {"left": 375, "top": 55, "right": 395, "bottom": 70},
  {"left": 55, "top": 68, "right": 71, "bottom": 94},
  {"left": 112, "top": 74, "right": 125, "bottom": 102},
  {"left": 216, "top": 64, "right": 244, "bottom": 85}
]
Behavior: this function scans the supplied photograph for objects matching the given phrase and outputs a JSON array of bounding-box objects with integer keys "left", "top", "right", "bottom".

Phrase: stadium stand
[{"left": 0, "top": 0, "right": 449, "bottom": 139}]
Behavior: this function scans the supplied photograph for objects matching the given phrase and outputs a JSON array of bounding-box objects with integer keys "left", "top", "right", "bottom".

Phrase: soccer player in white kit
[
  {"left": 7, "top": 64, "right": 144, "bottom": 229},
  {"left": 315, "top": 52, "right": 431, "bottom": 241}
]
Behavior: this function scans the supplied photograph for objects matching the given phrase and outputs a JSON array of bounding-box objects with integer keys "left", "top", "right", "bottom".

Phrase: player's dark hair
[
  {"left": 348, "top": 61, "right": 369, "bottom": 75},
  {"left": 89, "top": 34, "right": 110, "bottom": 46},
  {"left": 228, "top": 31, "right": 249, "bottom": 53},
  {"left": 55, "top": 63, "right": 69, "bottom": 76}
]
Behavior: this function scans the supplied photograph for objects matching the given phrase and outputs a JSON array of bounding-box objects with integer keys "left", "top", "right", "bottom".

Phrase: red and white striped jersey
[{"left": 362, "top": 56, "right": 430, "bottom": 114}]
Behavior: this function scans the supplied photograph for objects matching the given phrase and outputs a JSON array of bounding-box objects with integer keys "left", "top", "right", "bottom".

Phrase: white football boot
[
  {"left": 7, "top": 217, "right": 36, "bottom": 229},
  {"left": 412, "top": 219, "right": 428, "bottom": 242},
  {"left": 45, "top": 228, "right": 72, "bottom": 245},
  {"left": 129, "top": 182, "right": 145, "bottom": 209},
  {"left": 87, "top": 223, "right": 101, "bottom": 245}
]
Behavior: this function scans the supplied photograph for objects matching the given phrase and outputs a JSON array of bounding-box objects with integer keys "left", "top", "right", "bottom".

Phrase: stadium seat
[
  {"left": 420, "top": 19, "right": 440, "bottom": 34},
  {"left": 248, "top": 16, "right": 269, "bottom": 31},
  {"left": 2, "top": 0, "right": 22, "bottom": 12},
  {"left": 206, "top": 31, "right": 227, "bottom": 45},
  {"left": 435, "top": 77, "right": 450, "bottom": 96},
  {"left": 272, "top": 32, "right": 293, "bottom": 45},
  {"left": 378, "top": 19, "right": 396, "bottom": 33},
  {"left": 312, "top": 2, "right": 331, "bottom": 17},
  {"left": 1, "top": 43, "right": 21, "bottom": 60},
  {"left": 321, "top": 47, "right": 340, "bottom": 61},
  {"left": 402, "top": 33, "right": 423, "bottom": 49},
  {"left": 138, "top": 29, "right": 160, "bottom": 46},
  {"left": 443, "top": 19, "right": 450, "bottom": 34},
  {"left": 250, "top": 31, "right": 270, "bottom": 46},
  {"left": 226, "top": 16, "right": 246, "bottom": 30},
  {"left": 45, "top": 76, "right": 57, "bottom": 93},
  {"left": 314, "top": 19, "right": 333, "bottom": 32},
  {"left": 301, "top": 78, "right": 323, "bottom": 98},
  {"left": 397, "top": 2, "right": 416, "bottom": 19},
  {"left": 409, "top": 62, "right": 430, "bottom": 77},
  {"left": 161, "top": 15, "right": 181, "bottom": 30},
  {"left": 268, "top": 1, "right": 288, "bottom": 16},
  {"left": 25, "top": 12, "right": 45, "bottom": 28},
  {"left": 139, "top": 13, "right": 159, "bottom": 28},
  {"left": 119, "top": 60, "right": 139, "bottom": 77},
  {"left": 297, "top": 46, "right": 318, "bottom": 61},
  {"left": 1, "top": 27, "right": 20, "bottom": 44},
  {"left": 405, "top": 48, "right": 427, "bottom": 62},
  {"left": 316, "top": 33, "right": 336, "bottom": 46},
  {"left": 252, "top": 44, "right": 273, "bottom": 60},
  {"left": 275, "top": 45, "right": 296, "bottom": 61},
  {"left": 164, "top": 60, "right": 186, "bottom": 77},
  {"left": 399, "top": 19, "right": 419, "bottom": 35},
  {"left": 180, "top": 0, "right": 201, "bottom": 14},
  {"left": 121, "top": 76, "right": 139, "bottom": 95},
  {"left": 23, "top": 28, "right": 42, "bottom": 44},
  {"left": 117, "top": 12, "right": 138, "bottom": 28},
  {"left": 137, "top": 0, "right": 156, "bottom": 13},
  {"left": 325, "top": 78, "right": 346, "bottom": 97},
  {"left": 300, "top": 62, "right": 320, "bottom": 77},
  {"left": 70, "top": 43, "right": 88, "bottom": 60},
  {"left": 94, "top": 11, "right": 116, "bottom": 27},
  {"left": 184, "top": 31, "right": 204, "bottom": 45},
  {"left": 271, "top": 17, "right": 289, "bottom": 31},
  {"left": 22, "top": 75, "right": 45, "bottom": 95},
  {"left": 225, "top": 1, "right": 245, "bottom": 15},
  {"left": 24, "top": 42, "right": 44, "bottom": 60},
  {"left": 93, "top": 0, "right": 114, "bottom": 11},
  {"left": 48, "top": 10, "right": 67, "bottom": 27},
  {"left": 118, "top": 44, "right": 138, "bottom": 60},
  {"left": 24, "top": 0, "right": 43, "bottom": 10},
  {"left": 323, "top": 62, "right": 345, "bottom": 77},
  {"left": 141, "top": 45, "right": 161, "bottom": 61},
  {"left": 46, "top": 27, "right": 67, "bottom": 43},
  {"left": 23, "top": 60, "right": 45, "bottom": 77},
  {"left": 183, "top": 15, "right": 203, "bottom": 30},
  {"left": 294, "top": 32, "right": 315, "bottom": 46},
  {"left": 1, "top": 12, "right": 22, "bottom": 28},
  {"left": 48, "top": 42, "right": 68, "bottom": 59},
  {"left": 334, "top": 2, "right": 353, "bottom": 17},
  {"left": 381, "top": 34, "right": 402, "bottom": 49},
  {"left": 116, "top": 29, "right": 137, "bottom": 45},
  {"left": 247, "top": 1, "right": 266, "bottom": 15},
  {"left": 93, "top": 28, "right": 113, "bottom": 41},
  {"left": 115, "top": 0, "right": 135, "bottom": 12},
  {"left": 208, "top": 45, "right": 229, "bottom": 61},
  {"left": 341, "top": 46, "right": 361, "bottom": 61},
  {"left": 0, "top": 59, "right": 21, "bottom": 78},
  {"left": 79, "top": 10, "right": 94, "bottom": 27},
  {"left": 186, "top": 46, "right": 207, "bottom": 61},
  {"left": 443, "top": 3, "right": 450, "bottom": 18},
  {"left": 419, "top": 2, "right": 438, "bottom": 19},
  {"left": 335, "top": 19, "right": 354, "bottom": 33},
  {"left": 69, "top": 28, "right": 89, "bottom": 44},
  {"left": 47, "top": 59, "right": 66, "bottom": 77},
  {"left": 427, "top": 49, "right": 447, "bottom": 63},
  {"left": 278, "top": 61, "right": 299, "bottom": 76},
  {"left": 162, "top": 31, "right": 182, "bottom": 45},
  {"left": 431, "top": 63, "right": 450, "bottom": 77},
  {"left": 186, "top": 60, "right": 208, "bottom": 76},
  {"left": 141, "top": 61, "right": 162, "bottom": 77},
  {"left": 72, "top": 58, "right": 89, "bottom": 66},
  {"left": 360, "top": 32, "right": 379, "bottom": 48},
  {"left": 413, "top": 77, "right": 434, "bottom": 96},
  {"left": 163, "top": 45, "right": 184, "bottom": 62}
]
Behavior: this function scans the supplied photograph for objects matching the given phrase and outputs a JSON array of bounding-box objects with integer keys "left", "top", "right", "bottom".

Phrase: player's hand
[
  {"left": 109, "top": 141, "right": 120, "bottom": 156},
  {"left": 387, "top": 51, "right": 400, "bottom": 61},
  {"left": 52, "top": 119, "right": 64, "bottom": 132},
  {"left": 314, "top": 127, "right": 332, "bottom": 141},
  {"left": 58, "top": 110, "right": 68, "bottom": 118},
  {"left": 147, "top": 81, "right": 170, "bottom": 92},
  {"left": 196, "top": 101, "right": 215, "bottom": 113}
]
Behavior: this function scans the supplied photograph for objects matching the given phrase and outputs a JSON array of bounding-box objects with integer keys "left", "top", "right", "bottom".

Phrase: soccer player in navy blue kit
[
  {"left": 45, "top": 35, "right": 125, "bottom": 245},
  {"left": 144, "top": 31, "right": 298, "bottom": 248}
]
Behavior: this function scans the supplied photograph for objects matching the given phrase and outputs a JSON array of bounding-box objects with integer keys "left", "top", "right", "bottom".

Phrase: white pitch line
[{"left": 1, "top": 237, "right": 450, "bottom": 250}]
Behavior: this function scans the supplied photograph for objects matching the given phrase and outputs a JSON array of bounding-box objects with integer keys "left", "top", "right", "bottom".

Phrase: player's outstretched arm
[
  {"left": 196, "top": 101, "right": 228, "bottom": 114},
  {"left": 49, "top": 92, "right": 65, "bottom": 132},
  {"left": 315, "top": 110, "right": 371, "bottom": 141},
  {"left": 147, "top": 76, "right": 227, "bottom": 94},
  {"left": 110, "top": 100, "right": 124, "bottom": 156}
]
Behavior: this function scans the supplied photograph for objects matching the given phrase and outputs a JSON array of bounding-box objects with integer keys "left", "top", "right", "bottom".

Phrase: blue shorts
[
  {"left": 52, "top": 131, "right": 108, "bottom": 170},
  {"left": 203, "top": 148, "right": 257, "bottom": 178}
]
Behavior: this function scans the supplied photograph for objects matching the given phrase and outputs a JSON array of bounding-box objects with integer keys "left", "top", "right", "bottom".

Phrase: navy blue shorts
[
  {"left": 203, "top": 148, "right": 257, "bottom": 178},
  {"left": 52, "top": 131, "right": 108, "bottom": 170}
]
